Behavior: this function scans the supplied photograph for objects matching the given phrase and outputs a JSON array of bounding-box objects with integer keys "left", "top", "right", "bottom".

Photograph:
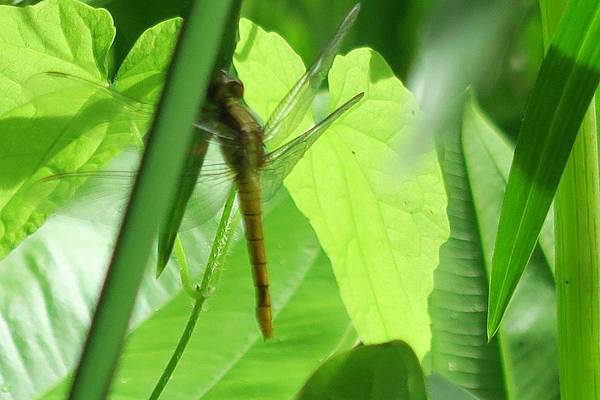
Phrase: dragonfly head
[{"left": 210, "top": 70, "right": 244, "bottom": 102}]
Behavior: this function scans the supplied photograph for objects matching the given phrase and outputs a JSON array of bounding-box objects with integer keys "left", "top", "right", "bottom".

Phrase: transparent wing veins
[
  {"left": 261, "top": 92, "right": 364, "bottom": 200},
  {"left": 263, "top": 3, "right": 360, "bottom": 143}
]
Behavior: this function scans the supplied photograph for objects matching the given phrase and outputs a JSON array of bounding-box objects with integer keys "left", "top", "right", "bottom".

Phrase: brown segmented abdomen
[{"left": 236, "top": 170, "right": 273, "bottom": 339}]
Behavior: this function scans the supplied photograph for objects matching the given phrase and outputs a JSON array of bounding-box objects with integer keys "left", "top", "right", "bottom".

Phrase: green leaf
[
  {"left": 113, "top": 17, "right": 182, "bottom": 103},
  {"left": 461, "top": 100, "right": 555, "bottom": 271},
  {"left": 234, "top": 18, "right": 311, "bottom": 149},
  {"left": 296, "top": 341, "right": 427, "bottom": 400},
  {"left": 0, "top": 0, "right": 179, "bottom": 260},
  {"left": 289, "top": 49, "right": 449, "bottom": 358},
  {"left": 487, "top": 0, "right": 600, "bottom": 337},
  {"left": 36, "top": 192, "right": 356, "bottom": 399},
  {"left": 0, "top": 12, "right": 357, "bottom": 398},
  {"left": 0, "top": 156, "right": 185, "bottom": 399},
  {"left": 427, "top": 374, "right": 482, "bottom": 400},
  {"left": 430, "top": 97, "right": 558, "bottom": 399},
  {"left": 236, "top": 20, "right": 449, "bottom": 358}
]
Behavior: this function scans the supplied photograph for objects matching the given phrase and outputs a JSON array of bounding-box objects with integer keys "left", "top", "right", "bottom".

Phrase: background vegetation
[{"left": 1, "top": 0, "right": 595, "bottom": 399}]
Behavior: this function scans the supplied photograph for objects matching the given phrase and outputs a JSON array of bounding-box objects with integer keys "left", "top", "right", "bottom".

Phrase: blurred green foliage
[{"left": 0, "top": 0, "right": 544, "bottom": 134}]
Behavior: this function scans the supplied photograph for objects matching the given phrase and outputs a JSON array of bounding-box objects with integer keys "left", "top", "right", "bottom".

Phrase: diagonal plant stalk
[
  {"left": 540, "top": 1, "right": 600, "bottom": 398},
  {"left": 150, "top": 187, "right": 239, "bottom": 399},
  {"left": 66, "top": 1, "right": 236, "bottom": 399}
]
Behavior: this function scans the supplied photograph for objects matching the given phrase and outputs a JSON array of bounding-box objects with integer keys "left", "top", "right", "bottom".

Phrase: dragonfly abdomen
[{"left": 236, "top": 171, "right": 273, "bottom": 339}]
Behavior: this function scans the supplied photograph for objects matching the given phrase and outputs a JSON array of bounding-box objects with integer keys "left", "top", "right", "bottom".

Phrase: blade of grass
[
  {"left": 67, "top": 1, "right": 236, "bottom": 399},
  {"left": 150, "top": 187, "right": 239, "bottom": 399},
  {"left": 540, "top": 1, "right": 600, "bottom": 398},
  {"left": 487, "top": 0, "right": 600, "bottom": 337}
]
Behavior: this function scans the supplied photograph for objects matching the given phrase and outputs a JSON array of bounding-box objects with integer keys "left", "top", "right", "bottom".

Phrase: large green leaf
[
  {"left": 297, "top": 341, "right": 427, "bottom": 400},
  {"left": 0, "top": 156, "right": 185, "bottom": 399},
  {"left": 430, "top": 97, "right": 558, "bottom": 400},
  {"left": 0, "top": 0, "right": 179, "bottom": 260},
  {"left": 487, "top": 0, "right": 600, "bottom": 336},
  {"left": 234, "top": 20, "right": 449, "bottom": 359},
  {"left": 291, "top": 49, "right": 449, "bottom": 358},
  {"left": 38, "top": 192, "right": 356, "bottom": 399},
  {"left": 0, "top": 8, "right": 363, "bottom": 398}
]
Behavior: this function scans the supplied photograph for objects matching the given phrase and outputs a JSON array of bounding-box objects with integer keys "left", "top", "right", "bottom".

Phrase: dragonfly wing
[
  {"left": 261, "top": 92, "right": 364, "bottom": 200},
  {"left": 177, "top": 125, "right": 238, "bottom": 231},
  {"left": 34, "top": 168, "right": 137, "bottom": 224},
  {"left": 156, "top": 119, "right": 242, "bottom": 276},
  {"left": 27, "top": 71, "right": 155, "bottom": 115},
  {"left": 262, "top": 4, "right": 360, "bottom": 145},
  {"left": 179, "top": 170, "right": 235, "bottom": 231}
]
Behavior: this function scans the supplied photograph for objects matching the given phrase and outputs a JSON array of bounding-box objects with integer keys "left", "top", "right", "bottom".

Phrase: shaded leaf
[
  {"left": 297, "top": 341, "right": 427, "bottom": 400},
  {"left": 430, "top": 97, "right": 558, "bottom": 400},
  {"left": 38, "top": 192, "right": 357, "bottom": 399},
  {"left": 427, "top": 374, "right": 481, "bottom": 400}
]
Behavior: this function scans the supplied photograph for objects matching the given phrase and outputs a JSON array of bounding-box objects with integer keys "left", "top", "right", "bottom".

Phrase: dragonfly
[{"left": 38, "top": 4, "right": 363, "bottom": 338}]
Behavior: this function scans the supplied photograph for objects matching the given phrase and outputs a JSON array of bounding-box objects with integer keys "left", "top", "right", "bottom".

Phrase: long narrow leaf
[
  {"left": 487, "top": 1, "right": 600, "bottom": 337},
  {"left": 67, "top": 2, "right": 235, "bottom": 399},
  {"left": 541, "top": 1, "right": 600, "bottom": 399}
]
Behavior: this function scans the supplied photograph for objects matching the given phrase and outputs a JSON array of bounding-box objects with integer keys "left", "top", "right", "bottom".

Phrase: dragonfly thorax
[{"left": 209, "top": 70, "right": 244, "bottom": 102}]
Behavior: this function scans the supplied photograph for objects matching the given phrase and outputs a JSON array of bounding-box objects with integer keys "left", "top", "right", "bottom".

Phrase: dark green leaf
[
  {"left": 297, "top": 341, "right": 426, "bottom": 400},
  {"left": 430, "top": 98, "right": 558, "bottom": 400},
  {"left": 427, "top": 374, "right": 481, "bottom": 400}
]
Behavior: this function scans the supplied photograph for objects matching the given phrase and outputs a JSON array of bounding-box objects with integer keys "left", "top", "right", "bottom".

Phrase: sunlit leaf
[
  {"left": 0, "top": 7, "right": 359, "bottom": 397},
  {"left": 236, "top": 19, "right": 449, "bottom": 359},
  {"left": 0, "top": 0, "right": 178, "bottom": 259},
  {"left": 290, "top": 49, "right": 449, "bottom": 358}
]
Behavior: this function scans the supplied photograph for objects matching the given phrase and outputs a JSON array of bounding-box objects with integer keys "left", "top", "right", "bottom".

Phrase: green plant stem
[
  {"left": 555, "top": 108, "right": 600, "bottom": 399},
  {"left": 149, "top": 187, "right": 239, "bottom": 399},
  {"left": 174, "top": 235, "right": 197, "bottom": 298},
  {"left": 540, "top": 1, "right": 600, "bottom": 398},
  {"left": 66, "top": 2, "right": 235, "bottom": 399}
]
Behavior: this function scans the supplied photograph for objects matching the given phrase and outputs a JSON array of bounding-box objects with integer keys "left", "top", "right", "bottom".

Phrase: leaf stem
[{"left": 149, "top": 186, "right": 239, "bottom": 399}]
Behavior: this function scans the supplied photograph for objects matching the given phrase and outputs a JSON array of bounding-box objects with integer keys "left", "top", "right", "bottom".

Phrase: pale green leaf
[
  {"left": 234, "top": 18, "right": 311, "bottom": 149},
  {"left": 462, "top": 99, "right": 555, "bottom": 272},
  {"left": 234, "top": 20, "right": 450, "bottom": 358},
  {"left": 36, "top": 192, "right": 356, "bottom": 399},
  {"left": 286, "top": 48, "right": 449, "bottom": 359},
  {"left": 0, "top": 1, "right": 178, "bottom": 259}
]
